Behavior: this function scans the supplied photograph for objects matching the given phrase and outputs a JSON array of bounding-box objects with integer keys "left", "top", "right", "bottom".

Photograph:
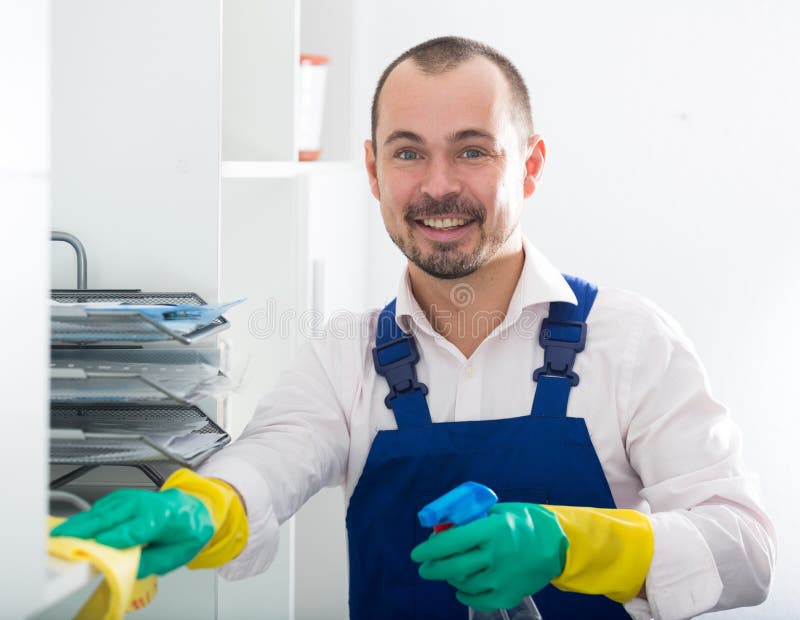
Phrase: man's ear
[
  {"left": 523, "top": 135, "right": 546, "bottom": 199},
  {"left": 364, "top": 139, "right": 380, "bottom": 200}
]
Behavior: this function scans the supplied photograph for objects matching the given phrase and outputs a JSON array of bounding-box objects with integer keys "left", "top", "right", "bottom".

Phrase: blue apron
[{"left": 345, "top": 275, "right": 631, "bottom": 619}]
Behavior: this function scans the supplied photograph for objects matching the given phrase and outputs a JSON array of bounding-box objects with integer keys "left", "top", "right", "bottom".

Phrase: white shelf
[
  {"left": 222, "top": 0, "right": 355, "bottom": 163},
  {"left": 221, "top": 160, "right": 358, "bottom": 179}
]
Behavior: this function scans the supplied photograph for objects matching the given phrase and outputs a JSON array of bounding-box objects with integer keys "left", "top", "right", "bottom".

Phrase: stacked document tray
[
  {"left": 50, "top": 404, "right": 229, "bottom": 467},
  {"left": 50, "top": 348, "right": 230, "bottom": 406},
  {"left": 49, "top": 287, "right": 233, "bottom": 486},
  {"left": 50, "top": 290, "right": 230, "bottom": 345}
]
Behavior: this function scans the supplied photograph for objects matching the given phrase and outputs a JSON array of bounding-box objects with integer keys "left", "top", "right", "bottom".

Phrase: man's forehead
[
  {"left": 377, "top": 56, "right": 515, "bottom": 141},
  {"left": 383, "top": 55, "right": 509, "bottom": 94}
]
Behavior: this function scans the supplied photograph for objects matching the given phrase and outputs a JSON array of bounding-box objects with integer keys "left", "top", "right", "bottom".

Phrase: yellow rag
[{"left": 48, "top": 516, "right": 158, "bottom": 620}]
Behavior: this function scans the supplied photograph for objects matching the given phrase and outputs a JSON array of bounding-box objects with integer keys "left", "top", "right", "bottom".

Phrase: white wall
[
  {"left": 0, "top": 0, "right": 49, "bottom": 616},
  {"left": 50, "top": 0, "right": 221, "bottom": 301},
  {"left": 350, "top": 1, "right": 799, "bottom": 618}
]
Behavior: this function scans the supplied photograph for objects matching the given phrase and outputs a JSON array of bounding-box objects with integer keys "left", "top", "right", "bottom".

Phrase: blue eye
[
  {"left": 397, "top": 150, "right": 419, "bottom": 161},
  {"left": 462, "top": 149, "right": 483, "bottom": 159}
]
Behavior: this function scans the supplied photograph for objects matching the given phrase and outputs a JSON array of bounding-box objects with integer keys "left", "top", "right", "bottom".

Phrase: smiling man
[
  {"left": 371, "top": 57, "right": 534, "bottom": 282},
  {"left": 52, "top": 37, "right": 775, "bottom": 620},
  {"left": 365, "top": 48, "right": 546, "bottom": 359}
]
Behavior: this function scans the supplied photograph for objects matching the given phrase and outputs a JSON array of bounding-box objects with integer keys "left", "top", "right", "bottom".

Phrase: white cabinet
[
  {"left": 219, "top": 166, "right": 364, "bottom": 619},
  {"left": 1, "top": 1, "right": 49, "bottom": 617},
  {"left": 47, "top": 0, "right": 362, "bottom": 618},
  {"left": 45, "top": 3, "right": 222, "bottom": 618}
]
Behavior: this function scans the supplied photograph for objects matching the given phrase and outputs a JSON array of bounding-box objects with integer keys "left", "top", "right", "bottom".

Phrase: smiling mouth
[{"left": 417, "top": 217, "right": 474, "bottom": 230}]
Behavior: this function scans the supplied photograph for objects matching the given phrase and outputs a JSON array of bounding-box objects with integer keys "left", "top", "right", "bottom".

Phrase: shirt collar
[{"left": 393, "top": 236, "right": 577, "bottom": 333}]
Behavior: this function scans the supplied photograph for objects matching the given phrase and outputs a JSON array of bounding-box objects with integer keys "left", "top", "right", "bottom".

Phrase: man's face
[{"left": 365, "top": 56, "right": 544, "bottom": 279}]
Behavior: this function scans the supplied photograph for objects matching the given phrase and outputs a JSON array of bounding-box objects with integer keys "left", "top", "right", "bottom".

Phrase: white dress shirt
[{"left": 199, "top": 237, "right": 775, "bottom": 620}]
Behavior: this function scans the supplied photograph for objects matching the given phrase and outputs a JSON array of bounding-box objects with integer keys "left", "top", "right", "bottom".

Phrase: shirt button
[{"left": 465, "top": 365, "right": 474, "bottom": 377}]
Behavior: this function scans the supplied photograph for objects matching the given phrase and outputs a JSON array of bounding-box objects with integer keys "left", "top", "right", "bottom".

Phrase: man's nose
[{"left": 420, "top": 156, "right": 462, "bottom": 200}]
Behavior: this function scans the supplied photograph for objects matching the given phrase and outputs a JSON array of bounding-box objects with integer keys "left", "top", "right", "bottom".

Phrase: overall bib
[{"left": 345, "top": 275, "right": 632, "bottom": 619}]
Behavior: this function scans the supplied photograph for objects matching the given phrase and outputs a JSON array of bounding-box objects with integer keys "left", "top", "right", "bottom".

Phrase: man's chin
[
  {"left": 412, "top": 255, "right": 481, "bottom": 280},
  {"left": 392, "top": 234, "right": 484, "bottom": 278},
  {"left": 422, "top": 268, "right": 474, "bottom": 280}
]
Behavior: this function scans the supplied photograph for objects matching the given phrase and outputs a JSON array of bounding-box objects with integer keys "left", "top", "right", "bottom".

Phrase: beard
[{"left": 388, "top": 194, "right": 511, "bottom": 279}]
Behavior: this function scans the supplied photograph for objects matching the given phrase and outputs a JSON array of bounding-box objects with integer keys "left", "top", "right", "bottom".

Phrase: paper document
[{"left": 50, "top": 299, "right": 244, "bottom": 337}]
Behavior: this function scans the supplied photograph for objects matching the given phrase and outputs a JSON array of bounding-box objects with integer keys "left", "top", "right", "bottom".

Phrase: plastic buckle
[
  {"left": 372, "top": 336, "right": 429, "bottom": 409},
  {"left": 532, "top": 319, "right": 587, "bottom": 386}
]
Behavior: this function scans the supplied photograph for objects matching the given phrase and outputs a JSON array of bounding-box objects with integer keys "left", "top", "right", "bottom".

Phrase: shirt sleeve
[
  {"left": 621, "top": 299, "right": 776, "bottom": 620},
  {"left": 197, "top": 335, "right": 354, "bottom": 580}
]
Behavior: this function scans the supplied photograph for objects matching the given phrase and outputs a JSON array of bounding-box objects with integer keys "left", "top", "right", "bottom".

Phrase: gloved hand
[
  {"left": 411, "top": 503, "right": 568, "bottom": 611},
  {"left": 411, "top": 502, "right": 654, "bottom": 611},
  {"left": 50, "top": 487, "right": 213, "bottom": 578},
  {"left": 51, "top": 469, "right": 248, "bottom": 578}
]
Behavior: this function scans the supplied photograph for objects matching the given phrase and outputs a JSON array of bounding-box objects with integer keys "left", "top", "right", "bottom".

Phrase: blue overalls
[{"left": 345, "top": 275, "right": 632, "bottom": 619}]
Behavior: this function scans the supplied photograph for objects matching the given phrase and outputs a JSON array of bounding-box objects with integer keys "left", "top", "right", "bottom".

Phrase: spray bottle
[{"left": 417, "top": 482, "right": 544, "bottom": 620}]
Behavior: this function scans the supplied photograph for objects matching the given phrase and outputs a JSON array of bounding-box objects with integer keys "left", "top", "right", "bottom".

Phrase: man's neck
[{"left": 408, "top": 236, "right": 525, "bottom": 359}]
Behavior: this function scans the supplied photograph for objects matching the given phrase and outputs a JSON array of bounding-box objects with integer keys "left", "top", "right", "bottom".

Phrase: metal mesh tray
[
  {"left": 50, "top": 404, "right": 230, "bottom": 467},
  {"left": 50, "top": 348, "right": 228, "bottom": 405},
  {"left": 50, "top": 290, "right": 229, "bottom": 345}
]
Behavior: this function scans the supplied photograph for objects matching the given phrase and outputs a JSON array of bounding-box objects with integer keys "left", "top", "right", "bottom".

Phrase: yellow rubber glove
[
  {"left": 546, "top": 505, "right": 654, "bottom": 603},
  {"left": 160, "top": 468, "right": 249, "bottom": 569}
]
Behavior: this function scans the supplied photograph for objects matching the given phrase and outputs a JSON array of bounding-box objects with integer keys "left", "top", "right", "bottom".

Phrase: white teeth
[{"left": 422, "top": 218, "right": 468, "bottom": 229}]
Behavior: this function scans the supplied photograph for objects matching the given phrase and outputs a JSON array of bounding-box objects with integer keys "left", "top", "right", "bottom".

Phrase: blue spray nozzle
[{"left": 417, "top": 481, "right": 498, "bottom": 528}]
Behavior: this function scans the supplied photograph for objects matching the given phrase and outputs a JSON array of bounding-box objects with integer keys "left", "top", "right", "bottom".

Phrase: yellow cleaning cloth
[{"left": 48, "top": 516, "right": 158, "bottom": 620}]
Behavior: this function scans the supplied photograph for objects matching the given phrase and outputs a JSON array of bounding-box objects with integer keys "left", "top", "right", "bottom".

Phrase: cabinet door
[
  {"left": 216, "top": 524, "right": 295, "bottom": 620},
  {"left": 220, "top": 168, "right": 368, "bottom": 619},
  {"left": 304, "top": 165, "right": 368, "bottom": 319},
  {"left": 220, "top": 176, "right": 308, "bottom": 438},
  {"left": 217, "top": 176, "right": 304, "bottom": 619},
  {"left": 0, "top": 1, "right": 49, "bottom": 615},
  {"left": 293, "top": 166, "right": 367, "bottom": 620}
]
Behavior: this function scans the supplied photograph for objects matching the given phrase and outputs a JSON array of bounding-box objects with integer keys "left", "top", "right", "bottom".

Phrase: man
[{"left": 53, "top": 37, "right": 775, "bottom": 619}]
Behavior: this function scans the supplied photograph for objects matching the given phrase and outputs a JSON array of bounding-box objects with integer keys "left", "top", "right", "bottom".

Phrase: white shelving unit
[
  {"left": 45, "top": 2, "right": 224, "bottom": 616},
  {"left": 223, "top": 0, "right": 356, "bottom": 164},
  {"left": 219, "top": 2, "right": 361, "bottom": 617},
  {"left": 45, "top": 0, "right": 363, "bottom": 617}
]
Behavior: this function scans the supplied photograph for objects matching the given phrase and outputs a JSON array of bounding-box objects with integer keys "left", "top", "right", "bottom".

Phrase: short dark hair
[{"left": 370, "top": 36, "right": 534, "bottom": 154}]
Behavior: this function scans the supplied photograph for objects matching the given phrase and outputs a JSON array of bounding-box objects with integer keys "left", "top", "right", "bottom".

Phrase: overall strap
[
  {"left": 531, "top": 274, "right": 598, "bottom": 417},
  {"left": 373, "top": 299, "right": 432, "bottom": 427}
]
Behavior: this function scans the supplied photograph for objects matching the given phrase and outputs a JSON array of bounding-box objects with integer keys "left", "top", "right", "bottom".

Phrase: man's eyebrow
[
  {"left": 384, "top": 130, "right": 424, "bottom": 146},
  {"left": 383, "top": 128, "right": 498, "bottom": 147},
  {"left": 448, "top": 129, "right": 497, "bottom": 143}
]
